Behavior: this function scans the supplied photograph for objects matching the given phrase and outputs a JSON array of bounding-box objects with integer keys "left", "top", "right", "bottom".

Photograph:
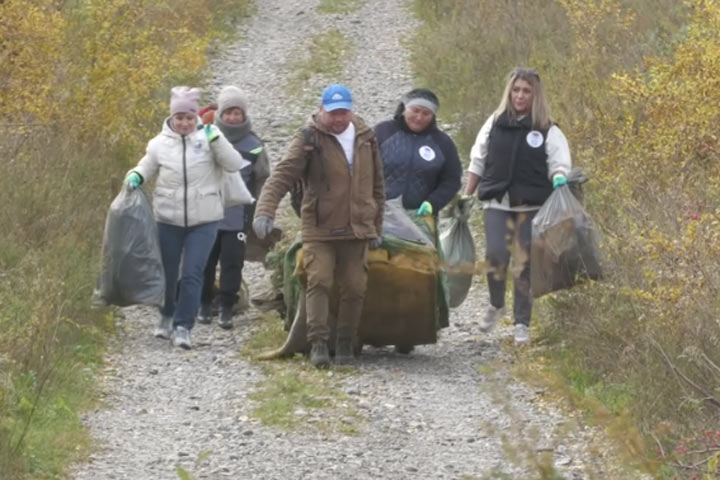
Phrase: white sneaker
[
  {"left": 514, "top": 324, "right": 530, "bottom": 345},
  {"left": 173, "top": 326, "right": 192, "bottom": 349},
  {"left": 479, "top": 305, "right": 506, "bottom": 332},
  {"left": 153, "top": 316, "right": 172, "bottom": 339}
]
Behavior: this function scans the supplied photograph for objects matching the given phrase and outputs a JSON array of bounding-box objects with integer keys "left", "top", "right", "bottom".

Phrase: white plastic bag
[{"left": 221, "top": 170, "right": 255, "bottom": 208}]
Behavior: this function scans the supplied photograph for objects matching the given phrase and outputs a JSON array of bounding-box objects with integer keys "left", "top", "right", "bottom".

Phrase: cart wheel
[{"left": 394, "top": 344, "right": 414, "bottom": 355}]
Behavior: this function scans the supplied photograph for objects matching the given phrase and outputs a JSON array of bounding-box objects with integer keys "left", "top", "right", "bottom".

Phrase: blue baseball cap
[{"left": 321, "top": 84, "right": 353, "bottom": 111}]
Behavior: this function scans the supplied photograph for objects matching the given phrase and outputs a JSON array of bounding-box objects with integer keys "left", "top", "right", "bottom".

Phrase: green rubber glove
[
  {"left": 417, "top": 201, "right": 433, "bottom": 217},
  {"left": 125, "top": 172, "right": 142, "bottom": 190},
  {"left": 552, "top": 174, "right": 568, "bottom": 189},
  {"left": 204, "top": 124, "right": 220, "bottom": 143}
]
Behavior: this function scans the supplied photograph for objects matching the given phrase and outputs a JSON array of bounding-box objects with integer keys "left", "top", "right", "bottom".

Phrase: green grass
[
  {"left": 317, "top": 0, "right": 364, "bottom": 14},
  {"left": 241, "top": 313, "right": 362, "bottom": 434},
  {"left": 0, "top": 310, "right": 113, "bottom": 478},
  {"left": 287, "top": 29, "right": 353, "bottom": 96}
]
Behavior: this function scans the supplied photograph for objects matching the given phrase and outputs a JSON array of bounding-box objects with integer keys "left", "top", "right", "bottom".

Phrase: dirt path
[{"left": 72, "top": 1, "right": 638, "bottom": 479}]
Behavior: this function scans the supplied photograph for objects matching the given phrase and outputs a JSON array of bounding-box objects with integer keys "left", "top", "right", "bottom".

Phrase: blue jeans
[{"left": 157, "top": 221, "right": 219, "bottom": 330}]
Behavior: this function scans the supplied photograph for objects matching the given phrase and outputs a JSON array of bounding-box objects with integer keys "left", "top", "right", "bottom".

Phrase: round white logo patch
[
  {"left": 526, "top": 131, "right": 544, "bottom": 148},
  {"left": 419, "top": 145, "right": 436, "bottom": 161}
]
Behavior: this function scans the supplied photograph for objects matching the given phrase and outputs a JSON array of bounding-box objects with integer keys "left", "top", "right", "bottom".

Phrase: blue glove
[
  {"left": 252, "top": 215, "right": 274, "bottom": 240},
  {"left": 125, "top": 172, "right": 142, "bottom": 190},
  {"left": 416, "top": 201, "right": 433, "bottom": 217},
  {"left": 369, "top": 237, "right": 382, "bottom": 250},
  {"left": 553, "top": 174, "right": 568, "bottom": 189},
  {"left": 204, "top": 124, "right": 220, "bottom": 143}
]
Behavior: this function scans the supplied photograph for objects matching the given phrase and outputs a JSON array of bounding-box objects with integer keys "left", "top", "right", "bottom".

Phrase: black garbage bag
[
  {"left": 530, "top": 185, "right": 602, "bottom": 298},
  {"left": 567, "top": 167, "right": 588, "bottom": 205},
  {"left": 440, "top": 196, "right": 476, "bottom": 308},
  {"left": 95, "top": 188, "right": 165, "bottom": 307}
]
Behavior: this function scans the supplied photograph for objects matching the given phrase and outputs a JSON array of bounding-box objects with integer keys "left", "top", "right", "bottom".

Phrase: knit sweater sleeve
[
  {"left": 545, "top": 125, "right": 572, "bottom": 178},
  {"left": 468, "top": 114, "right": 495, "bottom": 177}
]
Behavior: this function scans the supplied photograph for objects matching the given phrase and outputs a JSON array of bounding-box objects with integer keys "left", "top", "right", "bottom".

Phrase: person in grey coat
[{"left": 199, "top": 86, "right": 270, "bottom": 329}]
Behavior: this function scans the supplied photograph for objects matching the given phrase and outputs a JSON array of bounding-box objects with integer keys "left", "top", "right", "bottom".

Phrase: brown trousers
[{"left": 302, "top": 240, "right": 369, "bottom": 343}]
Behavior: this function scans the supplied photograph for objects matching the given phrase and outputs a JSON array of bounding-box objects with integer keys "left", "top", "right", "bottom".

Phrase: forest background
[{"left": 1, "top": 0, "right": 719, "bottom": 478}]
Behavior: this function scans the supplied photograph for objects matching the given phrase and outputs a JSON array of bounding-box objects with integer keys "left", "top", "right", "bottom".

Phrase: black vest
[{"left": 477, "top": 112, "right": 552, "bottom": 207}]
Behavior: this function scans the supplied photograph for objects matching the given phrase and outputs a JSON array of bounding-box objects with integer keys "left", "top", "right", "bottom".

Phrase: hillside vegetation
[
  {"left": 411, "top": 0, "right": 720, "bottom": 476},
  {"left": 0, "top": 1, "right": 251, "bottom": 478}
]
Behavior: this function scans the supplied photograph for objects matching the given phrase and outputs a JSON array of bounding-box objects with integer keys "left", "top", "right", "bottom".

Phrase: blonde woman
[{"left": 464, "top": 68, "right": 571, "bottom": 345}]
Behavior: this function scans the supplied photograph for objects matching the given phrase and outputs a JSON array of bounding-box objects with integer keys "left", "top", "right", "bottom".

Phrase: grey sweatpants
[{"left": 483, "top": 208, "right": 537, "bottom": 326}]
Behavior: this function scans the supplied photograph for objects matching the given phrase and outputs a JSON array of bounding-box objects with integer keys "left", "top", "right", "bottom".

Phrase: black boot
[
  {"left": 334, "top": 337, "right": 354, "bottom": 365},
  {"left": 310, "top": 341, "right": 330, "bottom": 368},
  {"left": 197, "top": 304, "right": 213, "bottom": 325},
  {"left": 218, "top": 306, "right": 234, "bottom": 330}
]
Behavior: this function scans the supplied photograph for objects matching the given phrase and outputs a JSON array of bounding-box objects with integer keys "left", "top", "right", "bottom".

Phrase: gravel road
[{"left": 72, "top": 1, "right": 639, "bottom": 479}]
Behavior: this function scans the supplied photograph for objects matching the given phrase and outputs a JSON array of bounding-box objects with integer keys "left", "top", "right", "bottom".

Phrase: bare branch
[{"left": 649, "top": 336, "right": 720, "bottom": 410}]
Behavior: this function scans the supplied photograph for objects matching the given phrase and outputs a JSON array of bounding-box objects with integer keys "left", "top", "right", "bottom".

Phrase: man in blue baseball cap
[
  {"left": 253, "top": 84, "right": 385, "bottom": 368},
  {"left": 322, "top": 84, "right": 353, "bottom": 111}
]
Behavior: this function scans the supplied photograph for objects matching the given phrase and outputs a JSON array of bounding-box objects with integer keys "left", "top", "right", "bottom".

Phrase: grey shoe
[
  {"left": 309, "top": 341, "right": 330, "bottom": 369},
  {"left": 218, "top": 307, "right": 234, "bottom": 330},
  {"left": 479, "top": 305, "right": 506, "bottom": 332},
  {"left": 153, "top": 316, "right": 173, "bottom": 339},
  {"left": 334, "top": 338, "right": 354, "bottom": 365},
  {"left": 513, "top": 324, "right": 530, "bottom": 345},
  {"left": 173, "top": 326, "right": 192, "bottom": 349},
  {"left": 197, "top": 304, "right": 212, "bottom": 325}
]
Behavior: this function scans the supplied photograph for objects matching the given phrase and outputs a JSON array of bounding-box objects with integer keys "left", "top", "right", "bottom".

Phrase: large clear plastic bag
[
  {"left": 530, "top": 185, "right": 603, "bottom": 298},
  {"left": 383, "top": 197, "right": 434, "bottom": 246},
  {"left": 440, "top": 197, "right": 476, "bottom": 308},
  {"left": 95, "top": 188, "right": 165, "bottom": 307}
]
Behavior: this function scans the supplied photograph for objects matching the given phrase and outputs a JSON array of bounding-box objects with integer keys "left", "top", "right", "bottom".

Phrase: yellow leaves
[
  {"left": 0, "top": 0, "right": 66, "bottom": 124},
  {"left": 2, "top": 0, "right": 251, "bottom": 155}
]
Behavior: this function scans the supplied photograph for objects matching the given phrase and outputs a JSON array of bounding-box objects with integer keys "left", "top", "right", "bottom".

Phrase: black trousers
[{"left": 201, "top": 230, "right": 246, "bottom": 309}]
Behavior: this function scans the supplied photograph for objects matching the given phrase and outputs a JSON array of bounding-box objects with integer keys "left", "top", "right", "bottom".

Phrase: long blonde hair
[{"left": 493, "top": 67, "right": 552, "bottom": 130}]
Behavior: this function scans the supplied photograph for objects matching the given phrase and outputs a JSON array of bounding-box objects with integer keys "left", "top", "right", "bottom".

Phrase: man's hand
[
  {"left": 125, "top": 172, "right": 142, "bottom": 190},
  {"left": 252, "top": 215, "right": 274, "bottom": 240},
  {"left": 369, "top": 237, "right": 382, "bottom": 250},
  {"left": 552, "top": 174, "right": 568, "bottom": 189}
]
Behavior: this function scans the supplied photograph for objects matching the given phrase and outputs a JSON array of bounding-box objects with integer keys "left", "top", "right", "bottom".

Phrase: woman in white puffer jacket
[{"left": 125, "top": 86, "right": 248, "bottom": 349}]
